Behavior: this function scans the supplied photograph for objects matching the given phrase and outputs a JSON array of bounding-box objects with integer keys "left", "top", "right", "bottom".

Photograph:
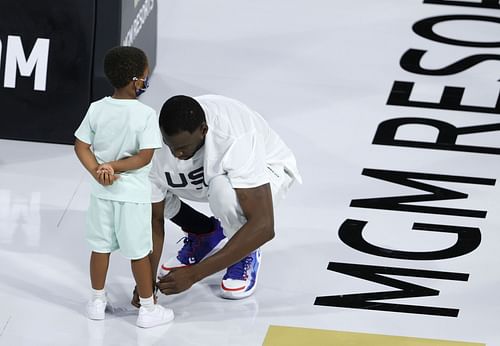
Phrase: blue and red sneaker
[
  {"left": 220, "top": 249, "right": 261, "bottom": 299},
  {"left": 159, "top": 217, "right": 227, "bottom": 277}
]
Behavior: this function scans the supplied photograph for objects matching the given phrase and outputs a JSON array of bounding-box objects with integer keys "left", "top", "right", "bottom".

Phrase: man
[{"left": 149, "top": 94, "right": 301, "bottom": 300}]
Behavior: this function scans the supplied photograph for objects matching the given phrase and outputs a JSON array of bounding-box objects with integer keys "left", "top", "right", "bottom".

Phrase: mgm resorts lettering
[{"left": 315, "top": 0, "right": 500, "bottom": 317}]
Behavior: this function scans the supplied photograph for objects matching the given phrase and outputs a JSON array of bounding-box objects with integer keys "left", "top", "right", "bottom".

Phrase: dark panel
[
  {"left": 0, "top": 0, "right": 95, "bottom": 144},
  {"left": 0, "top": 0, "right": 158, "bottom": 144},
  {"left": 91, "top": 0, "right": 121, "bottom": 101}
]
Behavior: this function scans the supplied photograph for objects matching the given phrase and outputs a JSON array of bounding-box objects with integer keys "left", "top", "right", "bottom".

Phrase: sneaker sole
[
  {"left": 220, "top": 283, "right": 257, "bottom": 300},
  {"left": 87, "top": 311, "right": 105, "bottom": 320},
  {"left": 136, "top": 310, "right": 174, "bottom": 328}
]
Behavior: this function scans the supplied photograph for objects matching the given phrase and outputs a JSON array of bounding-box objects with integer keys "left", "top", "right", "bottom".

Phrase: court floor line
[
  {"left": 0, "top": 316, "right": 11, "bottom": 337},
  {"left": 56, "top": 174, "right": 84, "bottom": 229}
]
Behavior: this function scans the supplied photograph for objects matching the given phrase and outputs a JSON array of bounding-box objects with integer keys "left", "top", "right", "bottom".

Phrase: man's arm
[
  {"left": 150, "top": 200, "right": 166, "bottom": 276},
  {"left": 157, "top": 183, "right": 274, "bottom": 294},
  {"left": 198, "top": 183, "right": 274, "bottom": 275}
]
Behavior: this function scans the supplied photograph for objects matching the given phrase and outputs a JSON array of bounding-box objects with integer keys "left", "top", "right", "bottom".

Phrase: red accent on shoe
[{"left": 161, "top": 264, "right": 191, "bottom": 271}]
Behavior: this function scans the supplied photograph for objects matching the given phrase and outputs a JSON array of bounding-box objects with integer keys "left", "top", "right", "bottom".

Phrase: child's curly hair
[{"left": 104, "top": 46, "right": 148, "bottom": 89}]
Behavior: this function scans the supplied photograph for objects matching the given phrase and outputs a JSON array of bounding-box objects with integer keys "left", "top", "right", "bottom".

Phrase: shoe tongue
[
  {"left": 177, "top": 236, "right": 196, "bottom": 262},
  {"left": 226, "top": 257, "right": 250, "bottom": 279}
]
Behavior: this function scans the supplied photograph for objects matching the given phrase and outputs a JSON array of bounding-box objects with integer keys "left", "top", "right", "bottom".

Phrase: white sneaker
[
  {"left": 136, "top": 305, "right": 174, "bottom": 328},
  {"left": 87, "top": 298, "right": 107, "bottom": 320}
]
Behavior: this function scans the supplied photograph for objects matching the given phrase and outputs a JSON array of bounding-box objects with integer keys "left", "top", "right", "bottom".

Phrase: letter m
[
  {"left": 4, "top": 35, "right": 50, "bottom": 91},
  {"left": 314, "top": 262, "right": 468, "bottom": 317},
  {"left": 350, "top": 168, "right": 495, "bottom": 218}
]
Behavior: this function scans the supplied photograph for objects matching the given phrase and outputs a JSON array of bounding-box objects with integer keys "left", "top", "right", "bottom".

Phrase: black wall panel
[{"left": 0, "top": 0, "right": 158, "bottom": 145}]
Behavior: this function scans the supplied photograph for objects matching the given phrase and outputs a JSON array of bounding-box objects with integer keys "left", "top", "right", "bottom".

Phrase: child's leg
[
  {"left": 86, "top": 196, "right": 116, "bottom": 290},
  {"left": 131, "top": 256, "right": 154, "bottom": 299},
  {"left": 131, "top": 200, "right": 165, "bottom": 308},
  {"left": 87, "top": 251, "right": 110, "bottom": 320},
  {"left": 121, "top": 201, "right": 174, "bottom": 327},
  {"left": 90, "top": 252, "right": 110, "bottom": 289},
  {"left": 132, "top": 255, "right": 175, "bottom": 328}
]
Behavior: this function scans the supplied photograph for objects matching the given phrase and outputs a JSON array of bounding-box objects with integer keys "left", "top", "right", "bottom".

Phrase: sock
[
  {"left": 171, "top": 202, "right": 214, "bottom": 234},
  {"left": 139, "top": 295, "right": 155, "bottom": 312},
  {"left": 91, "top": 288, "right": 106, "bottom": 302}
]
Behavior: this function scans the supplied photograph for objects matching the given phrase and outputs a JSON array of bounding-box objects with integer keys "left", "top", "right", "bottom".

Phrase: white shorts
[
  {"left": 153, "top": 164, "right": 295, "bottom": 238},
  {"left": 86, "top": 195, "right": 152, "bottom": 260}
]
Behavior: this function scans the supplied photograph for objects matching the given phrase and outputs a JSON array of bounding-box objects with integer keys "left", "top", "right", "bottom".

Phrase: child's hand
[
  {"left": 95, "top": 163, "right": 119, "bottom": 186},
  {"left": 97, "top": 163, "right": 114, "bottom": 175}
]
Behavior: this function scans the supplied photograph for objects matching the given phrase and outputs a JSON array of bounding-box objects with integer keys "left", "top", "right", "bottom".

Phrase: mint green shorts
[{"left": 86, "top": 195, "right": 152, "bottom": 260}]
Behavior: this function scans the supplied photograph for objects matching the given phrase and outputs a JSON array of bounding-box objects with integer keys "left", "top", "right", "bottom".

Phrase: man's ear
[{"left": 200, "top": 122, "right": 208, "bottom": 136}]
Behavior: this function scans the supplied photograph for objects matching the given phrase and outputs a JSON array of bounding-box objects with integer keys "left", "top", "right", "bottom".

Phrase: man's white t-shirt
[
  {"left": 150, "top": 95, "right": 301, "bottom": 202},
  {"left": 75, "top": 97, "right": 162, "bottom": 203}
]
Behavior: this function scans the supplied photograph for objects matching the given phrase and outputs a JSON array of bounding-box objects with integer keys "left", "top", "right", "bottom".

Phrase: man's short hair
[
  {"left": 104, "top": 46, "right": 148, "bottom": 89},
  {"left": 159, "top": 95, "right": 206, "bottom": 135}
]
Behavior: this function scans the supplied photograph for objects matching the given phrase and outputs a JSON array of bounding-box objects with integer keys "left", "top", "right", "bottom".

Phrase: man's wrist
[{"left": 192, "top": 262, "right": 210, "bottom": 282}]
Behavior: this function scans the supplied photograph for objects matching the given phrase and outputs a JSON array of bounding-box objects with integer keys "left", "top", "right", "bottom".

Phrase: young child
[{"left": 74, "top": 46, "right": 173, "bottom": 328}]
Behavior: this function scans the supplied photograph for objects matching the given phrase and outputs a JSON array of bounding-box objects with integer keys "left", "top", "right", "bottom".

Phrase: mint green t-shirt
[{"left": 75, "top": 97, "right": 162, "bottom": 203}]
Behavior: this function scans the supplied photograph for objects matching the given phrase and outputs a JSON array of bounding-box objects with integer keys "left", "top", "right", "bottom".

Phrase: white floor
[{"left": 1, "top": 1, "right": 499, "bottom": 345}]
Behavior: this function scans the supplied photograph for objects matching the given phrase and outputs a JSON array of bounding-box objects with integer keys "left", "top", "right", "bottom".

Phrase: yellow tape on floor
[{"left": 263, "top": 326, "right": 484, "bottom": 346}]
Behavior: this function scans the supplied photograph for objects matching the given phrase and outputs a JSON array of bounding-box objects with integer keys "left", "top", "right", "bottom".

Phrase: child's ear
[{"left": 130, "top": 79, "right": 140, "bottom": 92}]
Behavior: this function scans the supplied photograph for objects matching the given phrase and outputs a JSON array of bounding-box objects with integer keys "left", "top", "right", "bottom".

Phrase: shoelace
[
  {"left": 225, "top": 255, "right": 253, "bottom": 280},
  {"left": 177, "top": 236, "right": 198, "bottom": 260}
]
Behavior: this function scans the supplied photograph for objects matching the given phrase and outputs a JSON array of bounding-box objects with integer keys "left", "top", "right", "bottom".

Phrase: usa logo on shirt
[{"left": 165, "top": 167, "right": 207, "bottom": 190}]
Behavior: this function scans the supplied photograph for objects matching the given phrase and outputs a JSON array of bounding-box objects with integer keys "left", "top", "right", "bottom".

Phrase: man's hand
[{"left": 156, "top": 267, "right": 198, "bottom": 295}]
